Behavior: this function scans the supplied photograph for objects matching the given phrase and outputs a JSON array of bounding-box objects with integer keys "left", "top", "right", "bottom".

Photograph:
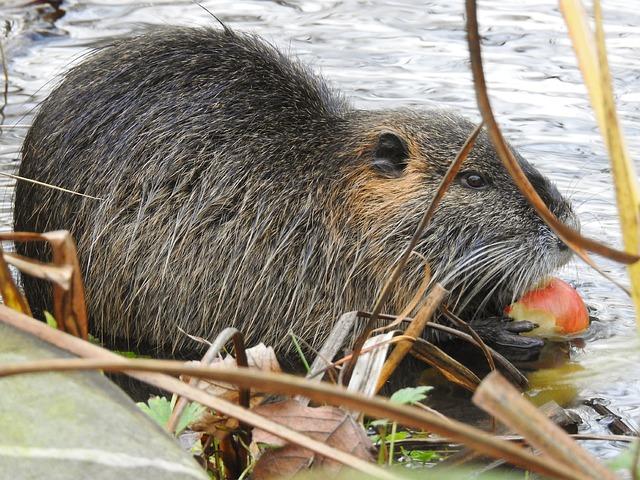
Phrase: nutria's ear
[{"left": 371, "top": 132, "right": 409, "bottom": 178}]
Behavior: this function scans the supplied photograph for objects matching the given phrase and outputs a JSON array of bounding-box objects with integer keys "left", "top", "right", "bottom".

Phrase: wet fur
[{"left": 14, "top": 27, "right": 577, "bottom": 359}]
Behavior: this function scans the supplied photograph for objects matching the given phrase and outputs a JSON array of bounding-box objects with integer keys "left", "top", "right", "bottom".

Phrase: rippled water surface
[{"left": 1, "top": 0, "right": 639, "bottom": 459}]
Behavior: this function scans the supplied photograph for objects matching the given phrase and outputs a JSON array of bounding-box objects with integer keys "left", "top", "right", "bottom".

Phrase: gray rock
[{"left": 0, "top": 322, "right": 207, "bottom": 480}]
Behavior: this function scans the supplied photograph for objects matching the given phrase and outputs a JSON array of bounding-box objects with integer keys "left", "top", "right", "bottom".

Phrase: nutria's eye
[
  {"left": 459, "top": 171, "right": 489, "bottom": 190},
  {"left": 371, "top": 132, "right": 409, "bottom": 178}
]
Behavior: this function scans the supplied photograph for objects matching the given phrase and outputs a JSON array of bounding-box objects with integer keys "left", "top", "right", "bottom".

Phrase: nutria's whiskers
[{"left": 14, "top": 26, "right": 579, "bottom": 378}]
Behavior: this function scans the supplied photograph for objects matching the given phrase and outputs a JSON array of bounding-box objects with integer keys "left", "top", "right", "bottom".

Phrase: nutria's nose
[{"left": 526, "top": 170, "right": 576, "bottom": 227}]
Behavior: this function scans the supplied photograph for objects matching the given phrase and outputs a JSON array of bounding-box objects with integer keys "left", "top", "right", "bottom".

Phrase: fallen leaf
[
  {"left": 199, "top": 343, "right": 281, "bottom": 400},
  {"left": 191, "top": 344, "right": 281, "bottom": 436},
  {"left": 251, "top": 400, "right": 375, "bottom": 479}
]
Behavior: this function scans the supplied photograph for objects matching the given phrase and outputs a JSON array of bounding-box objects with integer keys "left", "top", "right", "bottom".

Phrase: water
[{"left": 1, "top": 0, "right": 639, "bottom": 460}]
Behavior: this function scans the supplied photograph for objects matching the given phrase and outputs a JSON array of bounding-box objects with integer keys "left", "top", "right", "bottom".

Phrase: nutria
[{"left": 14, "top": 26, "right": 578, "bottom": 364}]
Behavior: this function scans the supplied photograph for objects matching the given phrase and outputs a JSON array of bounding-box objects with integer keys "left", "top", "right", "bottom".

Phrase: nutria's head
[{"left": 341, "top": 109, "right": 578, "bottom": 317}]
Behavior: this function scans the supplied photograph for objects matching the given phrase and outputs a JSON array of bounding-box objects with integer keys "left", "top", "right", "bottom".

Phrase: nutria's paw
[{"left": 472, "top": 316, "right": 544, "bottom": 350}]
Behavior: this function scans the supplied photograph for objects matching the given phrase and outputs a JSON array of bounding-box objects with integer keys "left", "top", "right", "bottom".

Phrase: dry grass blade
[
  {"left": 343, "top": 122, "right": 484, "bottom": 384},
  {"left": 375, "top": 284, "right": 448, "bottom": 392},
  {"left": 0, "top": 244, "right": 32, "bottom": 316},
  {"left": 0, "top": 306, "right": 393, "bottom": 480},
  {"left": 560, "top": 0, "right": 640, "bottom": 323},
  {"left": 1, "top": 171, "right": 103, "bottom": 200},
  {"left": 0, "top": 305, "right": 585, "bottom": 480},
  {"left": 473, "top": 371, "right": 616, "bottom": 480},
  {"left": 411, "top": 340, "right": 481, "bottom": 392},
  {"left": 465, "top": 0, "right": 638, "bottom": 266}
]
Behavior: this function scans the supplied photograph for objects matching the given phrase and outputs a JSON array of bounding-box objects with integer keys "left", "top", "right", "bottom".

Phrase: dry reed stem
[
  {"left": 375, "top": 284, "right": 448, "bottom": 392},
  {"left": 410, "top": 340, "right": 481, "bottom": 392},
  {"left": 473, "top": 371, "right": 616, "bottom": 480},
  {"left": 560, "top": 0, "right": 640, "bottom": 324}
]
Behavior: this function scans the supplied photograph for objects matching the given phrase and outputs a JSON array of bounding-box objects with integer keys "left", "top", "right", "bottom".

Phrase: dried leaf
[
  {"left": 41, "top": 231, "right": 88, "bottom": 340},
  {"left": 0, "top": 245, "right": 31, "bottom": 316},
  {"left": 251, "top": 400, "right": 375, "bottom": 479},
  {"left": 0, "top": 231, "right": 88, "bottom": 339},
  {"left": 191, "top": 344, "right": 282, "bottom": 437},
  {"left": 200, "top": 343, "right": 281, "bottom": 400}
]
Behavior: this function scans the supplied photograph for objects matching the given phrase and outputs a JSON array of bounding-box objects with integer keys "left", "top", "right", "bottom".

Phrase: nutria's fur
[{"left": 14, "top": 27, "right": 577, "bottom": 360}]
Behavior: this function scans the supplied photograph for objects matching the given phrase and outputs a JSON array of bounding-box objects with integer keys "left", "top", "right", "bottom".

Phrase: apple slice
[{"left": 504, "top": 277, "right": 589, "bottom": 337}]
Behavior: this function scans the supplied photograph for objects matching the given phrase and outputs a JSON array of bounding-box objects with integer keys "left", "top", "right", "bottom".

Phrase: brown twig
[
  {"left": 441, "top": 305, "right": 495, "bottom": 372},
  {"left": 465, "top": 0, "right": 638, "bottom": 269}
]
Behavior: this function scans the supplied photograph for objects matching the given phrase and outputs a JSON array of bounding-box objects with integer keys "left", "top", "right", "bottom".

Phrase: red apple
[{"left": 504, "top": 277, "right": 589, "bottom": 337}]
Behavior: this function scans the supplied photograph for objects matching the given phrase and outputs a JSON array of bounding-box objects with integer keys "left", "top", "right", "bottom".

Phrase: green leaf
[
  {"left": 116, "top": 350, "right": 140, "bottom": 358},
  {"left": 44, "top": 311, "right": 57, "bottom": 329},
  {"left": 370, "top": 418, "right": 389, "bottom": 428},
  {"left": 387, "top": 430, "right": 409, "bottom": 442},
  {"left": 289, "top": 330, "right": 311, "bottom": 373},
  {"left": 137, "top": 396, "right": 204, "bottom": 435},
  {"left": 176, "top": 401, "right": 205, "bottom": 435},
  {"left": 390, "top": 386, "right": 432, "bottom": 405},
  {"left": 401, "top": 447, "right": 439, "bottom": 463},
  {"left": 138, "top": 396, "right": 172, "bottom": 427}
]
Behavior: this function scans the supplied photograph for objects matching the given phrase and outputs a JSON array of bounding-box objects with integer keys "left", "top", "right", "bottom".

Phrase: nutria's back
[{"left": 14, "top": 26, "right": 577, "bottom": 359}]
